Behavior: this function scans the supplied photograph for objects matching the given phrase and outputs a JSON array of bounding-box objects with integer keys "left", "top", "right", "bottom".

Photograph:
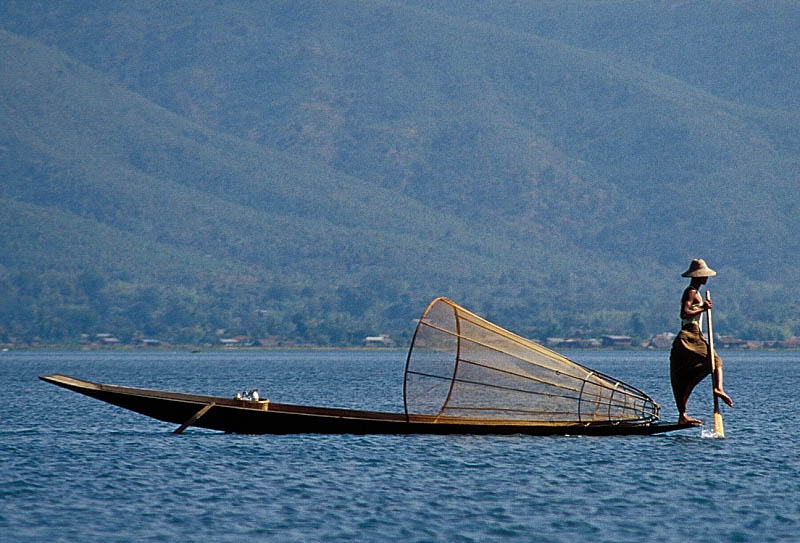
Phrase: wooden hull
[{"left": 40, "top": 374, "right": 698, "bottom": 436}]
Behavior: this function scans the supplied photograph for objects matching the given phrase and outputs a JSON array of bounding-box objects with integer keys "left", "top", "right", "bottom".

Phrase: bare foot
[
  {"left": 679, "top": 414, "right": 704, "bottom": 425},
  {"left": 714, "top": 388, "right": 733, "bottom": 407}
]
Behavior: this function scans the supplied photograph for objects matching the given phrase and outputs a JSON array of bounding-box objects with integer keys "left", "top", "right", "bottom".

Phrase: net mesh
[{"left": 403, "top": 298, "right": 659, "bottom": 425}]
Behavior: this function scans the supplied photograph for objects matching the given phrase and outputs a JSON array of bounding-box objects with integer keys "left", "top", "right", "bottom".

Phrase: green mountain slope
[
  {"left": 0, "top": 29, "right": 600, "bottom": 343},
  {"left": 399, "top": 0, "right": 800, "bottom": 112},
  {"left": 1, "top": 2, "right": 798, "bottom": 345},
  {"left": 7, "top": 0, "right": 795, "bottom": 273}
]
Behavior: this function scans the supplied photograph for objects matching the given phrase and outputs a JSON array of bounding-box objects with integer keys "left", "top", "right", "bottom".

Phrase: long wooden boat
[
  {"left": 40, "top": 374, "right": 697, "bottom": 436},
  {"left": 40, "top": 298, "right": 701, "bottom": 436}
]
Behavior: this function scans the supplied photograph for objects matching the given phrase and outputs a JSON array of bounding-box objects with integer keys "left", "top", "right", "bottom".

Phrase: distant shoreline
[{"left": 3, "top": 344, "right": 798, "bottom": 352}]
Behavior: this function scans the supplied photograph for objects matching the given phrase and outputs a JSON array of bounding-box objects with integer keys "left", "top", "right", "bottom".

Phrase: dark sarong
[{"left": 670, "top": 324, "right": 722, "bottom": 408}]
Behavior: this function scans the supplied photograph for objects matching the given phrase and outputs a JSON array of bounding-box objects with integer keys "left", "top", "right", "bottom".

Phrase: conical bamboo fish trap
[{"left": 403, "top": 298, "right": 659, "bottom": 425}]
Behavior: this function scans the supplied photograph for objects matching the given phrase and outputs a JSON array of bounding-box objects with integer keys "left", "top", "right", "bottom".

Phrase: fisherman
[{"left": 670, "top": 258, "right": 733, "bottom": 425}]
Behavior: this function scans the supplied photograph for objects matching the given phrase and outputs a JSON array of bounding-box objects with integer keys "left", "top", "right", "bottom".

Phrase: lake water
[{"left": 1, "top": 349, "right": 798, "bottom": 542}]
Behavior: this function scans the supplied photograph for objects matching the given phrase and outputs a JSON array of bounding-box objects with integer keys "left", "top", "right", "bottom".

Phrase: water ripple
[{"left": 2, "top": 350, "right": 799, "bottom": 541}]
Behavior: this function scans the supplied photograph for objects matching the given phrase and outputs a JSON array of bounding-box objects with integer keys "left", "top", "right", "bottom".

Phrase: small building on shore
[
  {"left": 364, "top": 334, "right": 395, "bottom": 347},
  {"left": 601, "top": 335, "right": 633, "bottom": 348},
  {"left": 777, "top": 336, "right": 800, "bottom": 349},
  {"left": 716, "top": 336, "right": 747, "bottom": 349},
  {"left": 649, "top": 332, "right": 675, "bottom": 349}
]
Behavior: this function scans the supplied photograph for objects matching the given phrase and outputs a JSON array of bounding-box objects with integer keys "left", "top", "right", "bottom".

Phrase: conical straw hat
[{"left": 681, "top": 258, "right": 716, "bottom": 277}]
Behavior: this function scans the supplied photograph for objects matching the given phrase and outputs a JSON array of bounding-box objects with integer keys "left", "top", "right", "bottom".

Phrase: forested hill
[{"left": 1, "top": 1, "right": 798, "bottom": 346}]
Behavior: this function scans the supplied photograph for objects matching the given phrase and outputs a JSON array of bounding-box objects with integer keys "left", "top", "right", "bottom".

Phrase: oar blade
[{"left": 714, "top": 410, "right": 725, "bottom": 438}]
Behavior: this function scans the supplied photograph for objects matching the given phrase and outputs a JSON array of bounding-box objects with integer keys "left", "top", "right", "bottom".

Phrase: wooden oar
[
  {"left": 174, "top": 402, "right": 215, "bottom": 434},
  {"left": 705, "top": 291, "right": 725, "bottom": 437}
]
